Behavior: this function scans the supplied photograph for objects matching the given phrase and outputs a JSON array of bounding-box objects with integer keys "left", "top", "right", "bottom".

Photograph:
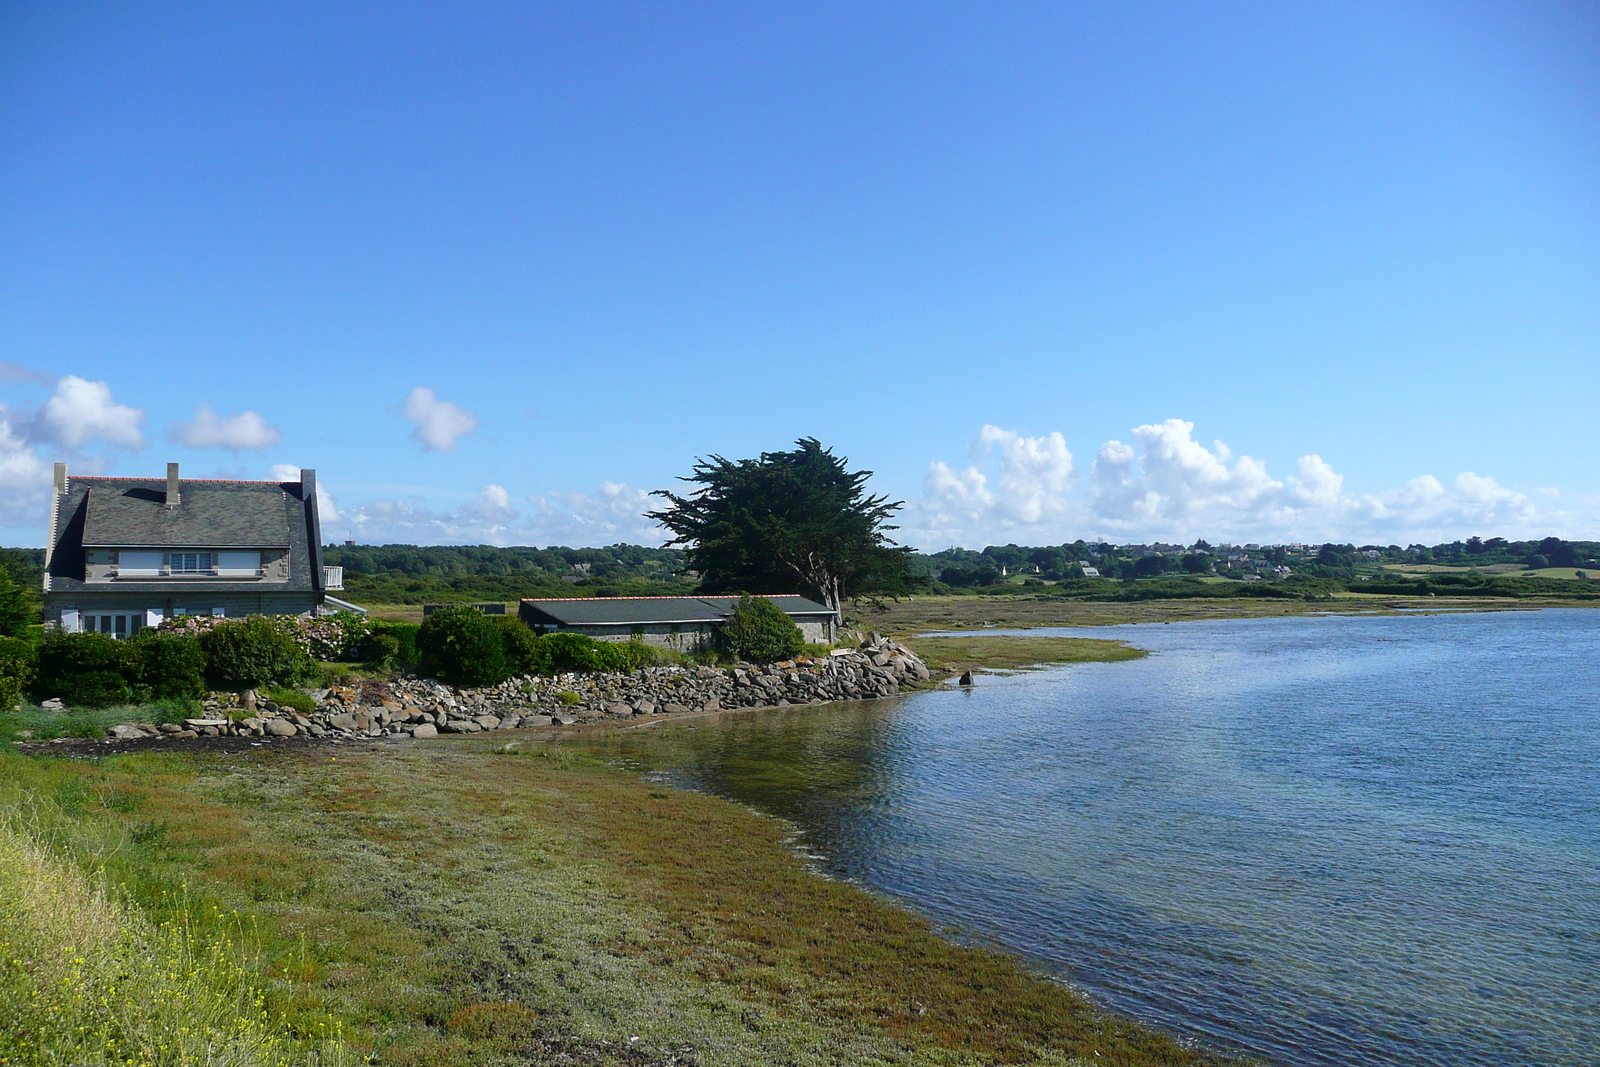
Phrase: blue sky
[{"left": 2, "top": 1, "right": 1596, "bottom": 549}]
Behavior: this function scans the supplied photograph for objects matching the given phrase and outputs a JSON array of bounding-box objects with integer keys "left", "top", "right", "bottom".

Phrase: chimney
[
  {"left": 53, "top": 462, "right": 67, "bottom": 494},
  {"left": 165, "top": 462, "right": 180, "bottom": 508}
]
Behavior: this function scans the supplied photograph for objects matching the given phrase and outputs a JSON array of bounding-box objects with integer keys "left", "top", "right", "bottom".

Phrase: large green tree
[{"left": 647, "top": 438, "right": 915, "bottom": 613}]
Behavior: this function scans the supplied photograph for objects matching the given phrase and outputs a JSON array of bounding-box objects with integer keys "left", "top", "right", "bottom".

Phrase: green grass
[
  {"left": 0, "top": 698, "right": 200, "bottom": 743},
  {"left": 905, "top": 634, "right": 1148, "bottom": 674},
  {"left": 0, "top": 757, "right": 346, "bottom": 1067},
  {"left": 0, "top": 742, "right": 1233, "bottom": 1067}
]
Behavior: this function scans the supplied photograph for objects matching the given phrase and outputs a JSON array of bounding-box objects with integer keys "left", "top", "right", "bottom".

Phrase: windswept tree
[{"left": 647, "top": 438, "right": 915, "bottom": 613}]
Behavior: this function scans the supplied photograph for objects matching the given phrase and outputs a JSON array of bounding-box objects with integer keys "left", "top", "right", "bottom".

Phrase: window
[
  {"left": 169, "top": 552, "right": 213, "bottom": 574},
  {"left": 82, "top": 613, "right": 142, "bottom": 639}
]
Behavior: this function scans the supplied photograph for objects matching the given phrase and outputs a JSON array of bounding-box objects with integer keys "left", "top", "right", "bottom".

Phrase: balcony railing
[{"left": 323, "top": 565, "right": 344, "bottom": 590}]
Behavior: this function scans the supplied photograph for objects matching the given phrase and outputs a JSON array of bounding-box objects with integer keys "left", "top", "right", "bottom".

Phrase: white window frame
[{"left": 168, "top": 551, "right": 214, "bottom": 574}]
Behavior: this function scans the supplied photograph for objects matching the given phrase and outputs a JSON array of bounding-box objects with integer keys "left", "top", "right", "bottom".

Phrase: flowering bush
[{"left": 157, "top": 611, "right": 370, "bottom": 662}]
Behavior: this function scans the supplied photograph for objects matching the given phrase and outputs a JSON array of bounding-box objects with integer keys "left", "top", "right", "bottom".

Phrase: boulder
[
  {"left": 411, "top": 723, "right": 438, "bottom": 739},
  {"left": 327, "top": 713, "right": 358, "bottom": 731},
  {"left": 473, "top": 714, "right": 502, "bottom": 730},
  {"left": 109, "top": 723, "right": 145, "bottom": 740},
  {"left": 264, "top": 719, "right": 298, "bottom": 737}
]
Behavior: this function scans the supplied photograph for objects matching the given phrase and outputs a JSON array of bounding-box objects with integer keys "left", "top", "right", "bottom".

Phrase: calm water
[{"left": 589, "top": 609, "right": 1600, "bottom": 1066}]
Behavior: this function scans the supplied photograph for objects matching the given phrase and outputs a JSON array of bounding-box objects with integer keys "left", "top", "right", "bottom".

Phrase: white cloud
[
  {"left": 402, "top": 387, "right": 478, "bottom": 451},
  {"left": 908, "top": 419, "right": 1573, "bottom": 547},
  {"left": 168, "top": 402, "right": 283, "bottom": 451},
  {"left": 911, "top": 425, "right": 1078, "bottom": 545},
  {"left": 35, "top": 376, "right": 144, "bottom": 450},
  {"left": 267, "top": 463, "right": 342, "bottom": 524},
  {"left": 0, "top": 409, "right": 54, "bottom": 529},
  {"left": 332, "top": 481, "right": 665, "bottom": 547},
  {"left": 529, "top": 481, "right": 664, "bottom": 545}
]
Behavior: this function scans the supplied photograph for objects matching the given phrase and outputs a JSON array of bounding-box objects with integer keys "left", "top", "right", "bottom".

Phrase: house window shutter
[
  {"left": 118, "top": 550, "right": 162, "bottom": 577},
  {"left": 217, "top": 550, "right": 261, "bottom": 577}
]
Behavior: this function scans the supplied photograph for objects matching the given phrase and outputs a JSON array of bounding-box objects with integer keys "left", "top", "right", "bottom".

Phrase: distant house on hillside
[
  {"left": 43, "top": 462, "right": 362, "bottom": 637},
  {"left": 519, "top": 594, "right": 837, "bottom": 652}
]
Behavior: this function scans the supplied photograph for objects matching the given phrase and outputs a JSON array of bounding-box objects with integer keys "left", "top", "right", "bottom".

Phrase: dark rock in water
[{"left": 958, "top": 670, "right": 974, "bottom": 687}]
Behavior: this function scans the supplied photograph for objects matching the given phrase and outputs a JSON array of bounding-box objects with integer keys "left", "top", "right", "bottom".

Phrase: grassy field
[
  {"left": 904, "top": 634, "right": 1147, "bottom": 674},
  {"left": 0, "top": 739, "right": 1237, "bottom": 1067}
]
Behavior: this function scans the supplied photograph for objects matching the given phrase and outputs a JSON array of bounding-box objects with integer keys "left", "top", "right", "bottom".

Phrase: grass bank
[
  {"left": 905, "top": 635, "right": 1147, "bottom": 674},
  {"left": 0, "top": 740, "right": 1236, "bottom": 1067},
  {"left": 859, "top": 592, "right": 1599, "bottom": 635}
]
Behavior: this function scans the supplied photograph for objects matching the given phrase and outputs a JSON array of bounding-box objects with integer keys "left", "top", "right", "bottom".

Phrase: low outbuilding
[{"left": 518, "top": 594, "right": 837, "bottom": 652}]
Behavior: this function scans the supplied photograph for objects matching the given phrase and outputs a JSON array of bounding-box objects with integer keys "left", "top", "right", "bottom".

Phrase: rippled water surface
[{"left": 590, "top": 609, "right": 1600, "bottom": 1066}]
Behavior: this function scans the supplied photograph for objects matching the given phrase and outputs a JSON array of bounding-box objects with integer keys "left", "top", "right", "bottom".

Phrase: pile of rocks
[{"left": 123, "top": 634, "right": 932, "bottom": 742}]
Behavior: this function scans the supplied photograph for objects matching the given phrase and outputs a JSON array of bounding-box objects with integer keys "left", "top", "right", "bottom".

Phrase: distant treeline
[
  {"left": 321, "top": 543, "right": 695, "bottom": 603},
  {"left": 2, "top": 538, "right": 1595, "bottom": 612},
  {"left": 910, "top": 537, "right": 1600, "bottom": 585}
]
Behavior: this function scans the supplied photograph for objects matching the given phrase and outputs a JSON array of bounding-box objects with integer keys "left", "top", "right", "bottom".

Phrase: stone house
[
  {"left": 518, "top": 594, "right": 838, "bottom": 652},
  {"left": 42, "top": 462, "right": 362, "bottom": 637}
]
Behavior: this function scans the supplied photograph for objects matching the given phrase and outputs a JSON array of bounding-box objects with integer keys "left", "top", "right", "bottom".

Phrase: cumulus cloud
[
  {"left": 35, "top": 376, "right": 145, "bottom": 450},
  {"left": 331, "top": 481, "right": 663, "bottom": 548},
  {"left": 0, "top": 409, "right": 54, "bottom": 529},
  {"left": 169, "top": 403, "right": 283, "bottom": 451},
  {"left": 0, "top": 375, "right": 148, "bottom": 530},
  {"left": 268, "top": 463, "right": 341, "bottom": 523},
  {"left": 907, "top": 419, "right": 1566, "bottom": 547},
  {"left": 402, "top": 387, "right": 478, "bottom": 451},
  {"left": 914, "top": 426, "right": 1078, "bottom": 544}
]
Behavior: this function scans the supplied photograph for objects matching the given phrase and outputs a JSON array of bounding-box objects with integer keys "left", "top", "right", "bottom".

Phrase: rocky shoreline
[{"left": 85, "top": 633, "right": 932, "bottom": 744}]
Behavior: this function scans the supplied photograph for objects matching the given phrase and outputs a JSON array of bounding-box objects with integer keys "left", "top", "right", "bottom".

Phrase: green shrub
[
  {"left": 531, "top": 632, "right": 643, "bottom": 674},
  {"left": 0, "top": 635, "right": 35, "bottom": 711},
  {"left": 0, "top": 564, "right": 37, "bottom": 638},
  {"left": 556, "top": 691, "right": 581, "bottom": 706},
  {"left": 128, "top": 631, "right": 206, "bottom": 701},
  {"left": 717, "top": 595, "right": 804, "bottom": 663},
  {"left": 494, "top": 616, "right": 545, "bottom": 675},
  {"left": 34, "top": 632, "right": 136, "bottom": 707},
  {"left": 417, "top": 606, "right": 509, "bottom": 685},
  {"left": 262, "top": 686, "right": 316, "bottom": 714},
  {"left": 361, "top": 620, "right": 420, "bottom": 667},
  {"left": 198, "top": 617, "right": 310, "bottom": 691},
  {"left": 147, "top": 696, "right": 201, "bottom": 724}
]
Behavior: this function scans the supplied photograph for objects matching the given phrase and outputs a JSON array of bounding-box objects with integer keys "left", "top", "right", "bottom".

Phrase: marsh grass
[
  {"left": 905, "top": 634, "right": 1148, "bottom": 674},
  {"left": 0, "top": 698, "right": 201, "bottom": 742},
  {"left": 0, "top": 742, "right": 1237, "bottom": 1067},
  {"left": 0, "top": 779, "right": 345, "bottom": 1067}
]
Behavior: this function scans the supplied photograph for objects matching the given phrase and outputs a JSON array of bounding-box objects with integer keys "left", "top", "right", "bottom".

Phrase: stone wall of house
[
  {"left": 44, "top": 592, "right": 323, "bottom": 629},
  {"left": 108, "top": 633, "right": 932, "bottom": 742}
]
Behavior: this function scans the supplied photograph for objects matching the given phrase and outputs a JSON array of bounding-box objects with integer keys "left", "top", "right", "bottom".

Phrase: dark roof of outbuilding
[
  {"left": 519, "top": 594, "right": 835, "bottom": 627},
  {"left": 46, "top": 475, "right": 322, "bottom": 594}
]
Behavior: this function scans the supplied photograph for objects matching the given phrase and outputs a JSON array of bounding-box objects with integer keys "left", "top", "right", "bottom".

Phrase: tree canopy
[{"left": 647, "top": 438, "right": 915, "bottom": 612}]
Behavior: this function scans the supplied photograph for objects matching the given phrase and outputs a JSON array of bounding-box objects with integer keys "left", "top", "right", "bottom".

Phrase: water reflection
[{"left": 578, "top": 609, "right": 1600, "bottom": 1067}]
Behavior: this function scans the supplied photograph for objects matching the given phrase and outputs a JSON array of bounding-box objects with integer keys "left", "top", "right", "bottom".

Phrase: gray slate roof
[
  {"left": 47, "top": 475, "right": 322, "bottom": 594},
  {"left": 520, "top": 595, "right": 835, "bottom": 628},
  {"left": 84, "top": 483, "right": 291, "bottom": 547}
]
